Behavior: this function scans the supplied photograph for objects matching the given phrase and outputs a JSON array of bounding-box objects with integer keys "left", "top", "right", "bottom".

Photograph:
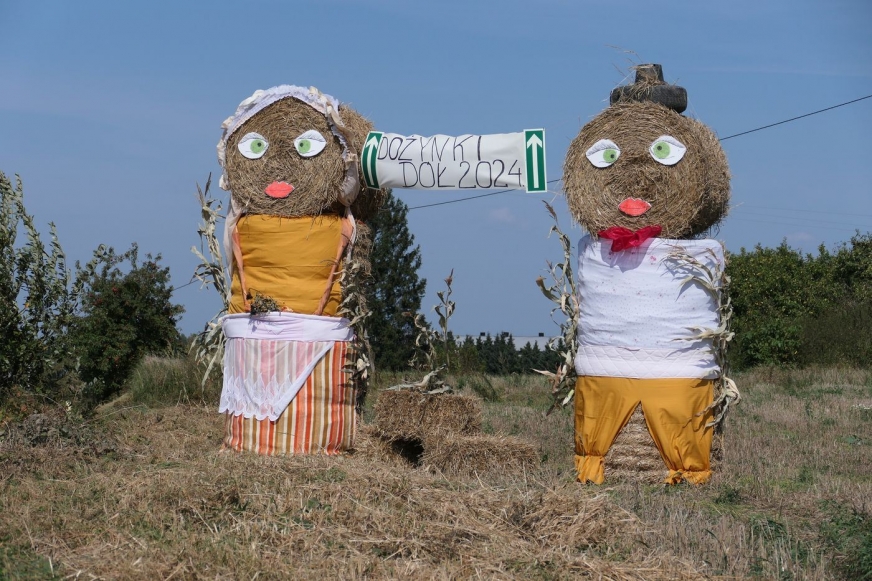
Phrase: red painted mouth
[
  {"left": 618, "top": 198, "right": 651, "bottom": 216},
  {"left": 265, "top": 181, "right": 294, "bottom": 199}
]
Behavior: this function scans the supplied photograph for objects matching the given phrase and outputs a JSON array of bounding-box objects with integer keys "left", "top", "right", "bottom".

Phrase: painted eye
[
  {"left": 237, "top": 132, "right": 269, "bottom": 159},
  {"left": 649, "top": 135, "right": 687, "bottom": 165},
  {"left": 585, "top": 139, "right": 620, "bottom": 168},
  {"left": 294, "top": 130, "right": 327, "bottom": 157}
]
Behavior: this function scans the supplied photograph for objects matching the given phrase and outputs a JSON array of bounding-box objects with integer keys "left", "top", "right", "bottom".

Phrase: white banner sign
[{"left": 361, "top": 130, "right": 546, "bottom": 193}]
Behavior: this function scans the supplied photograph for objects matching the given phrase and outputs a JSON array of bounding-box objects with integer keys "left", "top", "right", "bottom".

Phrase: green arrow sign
[
  {"left": 361, "top": 131, "right": 383, "bottom": 189},
  {"left": 524, "top": 129, "right": 546, "bottom": 193}
]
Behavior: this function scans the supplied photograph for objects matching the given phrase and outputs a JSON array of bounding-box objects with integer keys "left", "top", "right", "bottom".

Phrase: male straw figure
[{"left": 563, "top": 65, "right": 731, "bottom": 484}]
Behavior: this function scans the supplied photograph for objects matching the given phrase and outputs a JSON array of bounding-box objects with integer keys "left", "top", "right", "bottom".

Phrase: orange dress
[
  {"left": 221, "top": 214, "right": 357, "bottom": 455},
  {"left": 228, "top": 214, "right": 344, "bottom": 316}
]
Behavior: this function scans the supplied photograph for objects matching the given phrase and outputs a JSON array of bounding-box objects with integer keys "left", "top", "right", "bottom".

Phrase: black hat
[{"left": 609, "top": 64, "right": 688, "bottom": 113}]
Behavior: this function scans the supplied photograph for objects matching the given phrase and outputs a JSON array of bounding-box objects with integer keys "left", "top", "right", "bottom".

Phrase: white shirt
[{"left": 574, "top": 235, "right": 724, "bottom": 379}]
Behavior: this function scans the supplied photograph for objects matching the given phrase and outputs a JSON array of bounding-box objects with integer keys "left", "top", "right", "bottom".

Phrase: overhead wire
[
  {"left": 176, "top": 95, "right": 871, "bottom": 294},
  {"left": 408, "top": 179, "right": 562, "bottom": 210},
  {"left": 406, "top": 93, "right": 872, "bottom": 211}
]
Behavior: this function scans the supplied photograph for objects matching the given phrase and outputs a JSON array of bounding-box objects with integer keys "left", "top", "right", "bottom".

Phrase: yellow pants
[{"left": 574, "top": 376, "right": 714, "bottom": 485}]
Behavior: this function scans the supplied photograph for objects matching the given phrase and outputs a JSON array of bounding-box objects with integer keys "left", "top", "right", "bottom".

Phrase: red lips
[
  {"left": 265, "top": 181, "right": 295, "bottom": 199},
  {"left": 618, "top": 197, "right": 651, "bottom": 216}
]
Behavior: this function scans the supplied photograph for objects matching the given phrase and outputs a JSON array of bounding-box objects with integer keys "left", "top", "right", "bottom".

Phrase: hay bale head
[
  {"left": 563, "top": 65, "right": 730, "bottom": 239},
  {"left": 219, "top": 86, "right": 385, "bottom": 220},
  {"left": 373, "top": 390, "right": 482, "bottom": 441}
]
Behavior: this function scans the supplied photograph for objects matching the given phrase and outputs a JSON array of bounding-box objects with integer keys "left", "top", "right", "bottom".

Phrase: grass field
[{"left": 1, "top": 364, "right": 870, "bottom": 579}]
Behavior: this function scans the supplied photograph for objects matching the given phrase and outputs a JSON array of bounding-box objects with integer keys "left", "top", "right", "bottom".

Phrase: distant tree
[
  {"left": 518, "top": 341, "right": 544, "bottom": 373},
  {"left": 365, "top": 191, "right": 427, "bottom": 371},
  {"left": 832, "top": 232, "right": 872, "bottom": 302},
  {"left": 69, "top": 244, "right": 185, "bottom": 404}
]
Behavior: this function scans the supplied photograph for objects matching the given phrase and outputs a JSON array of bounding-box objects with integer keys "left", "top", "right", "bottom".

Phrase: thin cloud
[{"left": 488, "top": 207, "right": 517, "bottom": 225}]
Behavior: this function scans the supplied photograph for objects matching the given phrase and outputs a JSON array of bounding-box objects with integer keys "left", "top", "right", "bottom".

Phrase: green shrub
[
  {"left": 456, "top": 374, "right": 501, "bottom": 402},
  {"left": 0, "top": 171, "right": 76, "bottom": 402},
  {"left": 800, "top": 301, "right": 872, "bottom": 367},
  {"left": 728, "top": 236, "right": 872, "bottom": 369},
  {"left": 69, "top": 244, "right": 185, "bottom": 406}
]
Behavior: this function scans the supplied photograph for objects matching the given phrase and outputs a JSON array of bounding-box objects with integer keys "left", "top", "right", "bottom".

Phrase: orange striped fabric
[{"left": 222, "top": 341, "right": 356, "bottom": 455}]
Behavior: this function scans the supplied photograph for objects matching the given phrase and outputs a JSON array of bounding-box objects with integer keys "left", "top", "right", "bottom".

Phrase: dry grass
[
  {"left": 606, "top": 407, "right": 666, "bottom": 484},
  {"left": 1, "top": 366, "right": 870, "bottom": 579}
]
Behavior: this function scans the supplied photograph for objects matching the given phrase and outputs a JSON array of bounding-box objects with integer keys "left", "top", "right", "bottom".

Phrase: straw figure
[
  {"left": 563, "top": 64, "right": 736, "bottom": 485},
  {"left": 215, "top": 85, "right": 384, "bottom": 455}
]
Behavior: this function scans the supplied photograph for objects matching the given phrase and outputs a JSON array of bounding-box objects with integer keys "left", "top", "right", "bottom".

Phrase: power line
[
  {"left": 173, "top": 279, "right": 198, "bottom": 291},
  {"left": 406, "top": 93, "right": 872, "bottom": 211},
  {"left": 408, "top": 179, "right": 562, "bottom": 210},
  {"left": 718, "top": 94, "right": 872, "bottom": 141}
]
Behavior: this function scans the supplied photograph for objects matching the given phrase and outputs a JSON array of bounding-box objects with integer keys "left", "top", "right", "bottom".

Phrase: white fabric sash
[
  {"left": 222, "top": 312, "right": 354, "bottom": 342},
  {"left": 220, "top": 313, "right": 353, "bottom": 421}
]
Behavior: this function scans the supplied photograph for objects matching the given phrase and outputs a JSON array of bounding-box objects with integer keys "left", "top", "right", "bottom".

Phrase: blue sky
[{"left": 2, "top": 0, "right": 871, "bottom": 337}]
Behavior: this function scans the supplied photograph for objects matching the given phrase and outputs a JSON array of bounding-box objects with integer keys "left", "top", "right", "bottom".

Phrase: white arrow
[
  {"left": 364, "top": 134, "right": 380, "bottom": 154},
  {"left": 526, "top": 133, "right": 543, "bottom": 189},
  {"left": 363, "top": 134, "right": 381, "bottom": 186}
]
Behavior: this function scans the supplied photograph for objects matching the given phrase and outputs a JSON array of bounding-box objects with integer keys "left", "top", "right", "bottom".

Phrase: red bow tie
[{"left": 598, "top": 225, "right": 662, "bottom": 252}]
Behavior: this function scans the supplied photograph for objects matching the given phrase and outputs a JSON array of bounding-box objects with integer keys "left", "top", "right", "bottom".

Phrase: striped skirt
[{"left": 222, "top": 341, "right": 356, "bottom": 455}]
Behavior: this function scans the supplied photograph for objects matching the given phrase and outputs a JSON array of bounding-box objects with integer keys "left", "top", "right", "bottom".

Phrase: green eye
[
  {"left": 648, "top": 135, "right": 687, "bottom": 165},
  {"left": 294, "top": 130, "right": 328, "bottom": 157},
  {"left": 585, "top": 139, "right": 621, "bottom": 167},
  {"left": 652, "top": 141, "right": 671, "bottom": 159},
  {"left": 237, "top": 132, "right": 269, "bottom": 159}
]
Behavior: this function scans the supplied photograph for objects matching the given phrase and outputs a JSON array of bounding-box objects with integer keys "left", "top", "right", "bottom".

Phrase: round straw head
[
  {"left": 563, "top": 101, "right": 730, "bottom": 238},
  {"left": 221, "top": 90, "right": 384, "bottom": 220}
]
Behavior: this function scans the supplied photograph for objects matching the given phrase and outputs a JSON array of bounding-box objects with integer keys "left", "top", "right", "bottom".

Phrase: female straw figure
[{"left": 216, "top": 85, "right": 383, "bottom": 455}]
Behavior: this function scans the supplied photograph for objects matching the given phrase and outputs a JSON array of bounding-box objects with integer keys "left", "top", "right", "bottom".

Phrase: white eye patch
[
  {"left": 237, "top": 132, "right": 269, "bottom": 159},
  {"left": 585, "top": 139, "right": 620, "bottom": 168},
  {"left": 649, "top": 135, "right": 687, "bottom": 165},
  {"left": 294, "top": 130, "right": 327, "bottom": 157}
]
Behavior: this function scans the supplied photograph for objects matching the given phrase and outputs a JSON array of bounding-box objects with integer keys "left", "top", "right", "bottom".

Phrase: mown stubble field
[{"left": 1, "top": 365, "right": 870, "bottom": 580}]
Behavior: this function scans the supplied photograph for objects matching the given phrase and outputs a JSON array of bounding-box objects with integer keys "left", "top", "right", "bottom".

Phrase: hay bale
[
  {"left": 605, "top": 405, "right": 665, "bottom": 483},
  {"left": 604, "top": 405, "right": 726, "bottom": 483},
  {"left": 563, "top": 102, "right": 730, "bottom": 239},
  {"left": 351, "top": 424, "right": 414, "bottom": 468},
  {"left": 421, "top": 433, "right": 539, "bottom": 477},
  {"left": 373, "top": 390, "right": 481, "bottom": 441},
  {"left": 223, "top": 94, "right": 385, "bottom": 220}
]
